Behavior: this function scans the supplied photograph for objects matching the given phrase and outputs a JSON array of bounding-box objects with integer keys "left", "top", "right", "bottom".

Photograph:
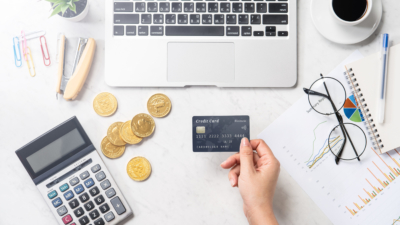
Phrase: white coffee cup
[{"left": 330, "top": 0, "right": 373, "bottom": 26}]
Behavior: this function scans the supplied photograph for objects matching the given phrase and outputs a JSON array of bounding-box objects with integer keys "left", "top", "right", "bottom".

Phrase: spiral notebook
[{"left": 345, "top": 44, "right": 400, "bottom": 154}]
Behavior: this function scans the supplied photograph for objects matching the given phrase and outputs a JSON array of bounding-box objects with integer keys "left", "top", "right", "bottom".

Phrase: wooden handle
[{"left": 56, "top": 35, "right": 65, "bottom": 94}]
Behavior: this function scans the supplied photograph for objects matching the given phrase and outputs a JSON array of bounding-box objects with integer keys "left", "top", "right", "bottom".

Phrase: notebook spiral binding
[{"left": 344, "top": 68, "right": 383, "bottom": 153}]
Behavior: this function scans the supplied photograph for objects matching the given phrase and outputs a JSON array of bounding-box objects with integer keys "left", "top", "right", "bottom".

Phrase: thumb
[{"left": 240, "top": 138, "right": 255, "bottom": 174}]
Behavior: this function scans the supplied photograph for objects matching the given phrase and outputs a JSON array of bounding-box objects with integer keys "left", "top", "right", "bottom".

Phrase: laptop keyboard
[{"left": 113, "top": 0, "right": 289, "bottom": 37}]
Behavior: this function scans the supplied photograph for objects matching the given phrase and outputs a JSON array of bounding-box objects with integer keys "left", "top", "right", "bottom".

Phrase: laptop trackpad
[{"left": 167, "top": 43, "right": 235, "bottom": 83}]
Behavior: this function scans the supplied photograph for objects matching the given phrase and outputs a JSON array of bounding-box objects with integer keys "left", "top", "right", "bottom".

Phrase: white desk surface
[{"left": 1, "top": 0, "right": 399, "bottom": 224}]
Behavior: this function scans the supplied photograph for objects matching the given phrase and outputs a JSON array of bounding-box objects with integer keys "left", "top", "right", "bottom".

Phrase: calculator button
[
  {"left": 99, "top": 203, "right": 110, "bottom": 214},
  {"left": 52, "top": 197, "right": 63, "bottom": 208},
  {"left": 95, "top": 172, "right": 106, "bottom": 181},
  {"left": 48, "top": 190, "right": 57, "bottom": 199},
  {"left": 64, "top": 190, "right": 74, "bottom": 201},
  {"left": 91, "top": 164, "right": 101, "bottom": 173},
  {"left": 105, "top": 188, "right": 116, "bottom": 198},
  {"left": 70, "top": 177, "right": 79, "bottom": 186},
  {"left": 94, "top": 218, "right": 105, "bottom": 225},
  {"left": 57, "top": 206, "right": 68, "bottom": 216},
  {"left": 79, "top": 193, "right": 90, "bottom": 203},
  {"left": 89, "top": 209, "right": 100, "bottom": 220},
  {"left": 74, "top": 184, "right": 85, "bottom": 194},
  {"left": 84, "top": 178, "right": 95, "bottom": 188},
  {"left": 69, "top": 199, "right": 80, "bottom": 209},
  {"left": 104, "top": 212, "right": 115, "bottom": 222},
  {"left": 73, "top": 207, "right": 84, "bottom": 218},
  {"left": 110, "top": 197, "right": 126, "bottom": 215},
  {"left": 89, "top": 186, "right": 100, "bottom": 197},
  {"left": 59, "top": 183, "right": 69, "bottom": 192},
  {"left": 80, "top": 171, "right": 90, "bottom": 180},
  {"left": 62, "top": 214, "right": 73, "bottom": 224},
  {"left": 78, "top": 215, "right": 90, "bottom": 225},
  {"left": 94, "top": 195, "right": 105, "bottom": 205},
  {"left": 100, "top": 179, "right": 111, "bottom": 190},
  {"left": 84, "top": 201, "right": 95, "bottom": 211}
]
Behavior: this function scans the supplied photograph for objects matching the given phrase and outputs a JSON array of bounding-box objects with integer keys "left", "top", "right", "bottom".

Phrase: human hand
[{"left": 220, "top": 138, "right": 280, "bottom": 225}]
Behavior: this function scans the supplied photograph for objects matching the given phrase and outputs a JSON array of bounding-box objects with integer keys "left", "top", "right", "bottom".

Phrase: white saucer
[{"left": 311, "top": 0, "right": 382, "bottom": 44}]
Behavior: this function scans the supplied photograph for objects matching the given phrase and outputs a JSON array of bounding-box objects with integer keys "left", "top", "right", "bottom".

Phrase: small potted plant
[{"left": 46, "top": 0, "right": 90, "bottom": 22}]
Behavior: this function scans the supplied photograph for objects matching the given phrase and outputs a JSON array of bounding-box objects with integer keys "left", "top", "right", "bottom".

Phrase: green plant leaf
[
  {"left": 49, "top": 3, "right": 63, "bottom": 17},
  {"left": 68, "top": 3, "right": 77, "bottom": 13},
  {"left": 61, "top": 3, "right": 70, "bottom": 15}
]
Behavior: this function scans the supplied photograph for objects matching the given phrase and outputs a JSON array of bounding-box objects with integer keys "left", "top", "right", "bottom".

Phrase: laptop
[{"left": 105, "top": 0, "right": 297, "bottom": 87}]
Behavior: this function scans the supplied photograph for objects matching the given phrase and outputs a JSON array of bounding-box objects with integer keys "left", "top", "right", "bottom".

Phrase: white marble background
[{"left": 1, "top": 0, "right": 400, "bottom": 224}]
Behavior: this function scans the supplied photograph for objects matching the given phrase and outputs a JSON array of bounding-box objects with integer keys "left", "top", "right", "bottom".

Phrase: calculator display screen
[{"left": 26, "top": 128, "right": 85, "bottom": 174}]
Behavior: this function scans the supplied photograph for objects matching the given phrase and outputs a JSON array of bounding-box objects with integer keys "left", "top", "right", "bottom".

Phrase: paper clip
[
  {"left": 40, "top": 36, "right": 51, "bottom": 66},
  {"left": 21, "top": 30, "right": 28, "bottom": 61},
  {"left": 21, "top": 30, "right": 46, "bottom": 41},
  {"left": 13, "top": 37, "right": 22, "bottom": 67},
  {"left": 26, "top": 47, "right": 36, "bottom": 77}
]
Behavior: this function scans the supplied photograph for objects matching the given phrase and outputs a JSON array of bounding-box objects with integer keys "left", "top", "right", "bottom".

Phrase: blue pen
[{"left": 378, "top": 34, "right": 389, "bottom": 124}]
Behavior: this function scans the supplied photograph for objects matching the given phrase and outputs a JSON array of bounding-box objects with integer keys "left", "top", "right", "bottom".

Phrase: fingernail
[
  {"left": 220, "top": 160, "right": 226, "bottom": 166},
  {"left": 241, "top": 137, "right": 250, "bottom": 147},
  {"left": 230, "top": 178, "right": 235, "bottom": 187}
]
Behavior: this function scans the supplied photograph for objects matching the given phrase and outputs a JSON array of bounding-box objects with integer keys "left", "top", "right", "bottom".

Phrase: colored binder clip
[
  {"left": 26, "top": 47, "right": 36, "bottom": 77},
  {"left": 40, "top": 36, "right": 51, "bottom": 66},
  {"left": 13, "top": 37, "right": 22, "bottom": 67},
  {"left": 56, "top": 34, "right": 96, "bottom": 101}
]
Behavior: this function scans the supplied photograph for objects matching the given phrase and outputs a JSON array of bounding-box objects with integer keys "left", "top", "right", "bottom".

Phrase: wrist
[{"left": 246, "top": 204, "right": 278, "bottom": 225}]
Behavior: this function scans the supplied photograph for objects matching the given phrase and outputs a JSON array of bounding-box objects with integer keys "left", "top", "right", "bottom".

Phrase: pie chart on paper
[{"left": 343, "top": 95, "right": 365, "bottom": 122}]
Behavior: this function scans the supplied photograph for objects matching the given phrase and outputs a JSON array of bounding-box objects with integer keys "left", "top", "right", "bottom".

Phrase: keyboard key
[
  {"left": 232, "top": 3, "right": 242, "bottom": 12},
  {"left": 265, "top": 26, "right": 276, "bottom": 32},
  {"left": 138, "top": 26, "right": 149, "bottom": 36},
  {"left": 141, "top": 14, "right": 152, "bottom": 24},
  {"left": 135, "top": 2, "right": 145, "bottom": 12},
  {"left": 178, "top": 14, "right": 188, "bottom": 24},
  {"left": 52, "top": 197, "right": 63, "bottom": 208},
  {"left": 73, "top": 207, "right": 84, "bottom": 218},
  {"left": 69, "top": 177, "right": 79, "bottom": 186},
  {"left": 69, "top": 198, "right": 79, "bottom": 209},
  {"left": 48, "top": 190, "right": 57, "bottom": 199},
  {"left": 214, "top": 14, "right": 224, "bottom": 24},
  {"left": 89, "top": 209, "right": 100, "bottom": 220},
  {"left": 263, "top": 15, "right": 288, "bottom": 24},
  {"left": 154, "top": 14, "right": 164, "bottom": 24},
  {"left": 79, "top": 171, "right": 89, "bottom": 180},
  {"left": 78, "top": 216, "right": 90, "bottom": 225},
  {"left": 150, "top": 26, "right": 164, "bottom": 36},
  {"left": 126, "top": 26, "right": 136, "bottom": 36},
  {"left": 79, "top": 193, "right": 90, "bottom": 203},
  {"left": 254, "top": 31, "right": 264, "bottom": 36},
  {"left": 172, "top": 2, "right": 182, "bottom": 12},
  {"left": 238, "top": 14, "right": 248, "bottom": 24},
  {"left": 91, "top": 164, "right": 101, "bottom": 173},
  {"left": 202, "top": 14, "right": 213, "bottom": 24},
  {"left": 62, "top": 214, "right": 73, "bottom": 224},
  {"left": 226, "top": 26, "right": 239, "bottom": 36},
  {"left": 94, "top": 195, "right": 106, "bottom": 205},
  {"left": 166, "top": 14, "right": 176, "bottom": 24},
  {"left": 278, "top": 31, "right": 288, "bottom": 36},
  {"left": 74, "top": 184, "right": 84, "bottom": 194},
  {"left": 184, "top": 2, "right": 194, "bottom": 12},
  {"left": 147, "top": 2, "right": 158, "bottom": 12},
  {"left": 84, "top": 201, "right": 95, "bottom": 211},
  {"left": 89, "top": 186, "right": 100, "bottom": 197},
  {"left": 111, "top": 197, "right": 126, "bottom": 215},
  {"left": 251, "top": 14, "right": 261, "bottom": 24},
  {"left": 94, "top": 218, "right": 105, "bottom": 225},
  {"left": 105, "top": 188, "right": 116, "bottom": 198},
  {"left": 99, "top": 203, "right": 110, "bottom": 214},
  {"left": 265, "top": 32, "right": 276, "bottom": 36},
  {"left": 114, "top": 26, "right": 124, "bottom": 36},
  {"left": 244, "top": 3, "right": 254, "bottom": 13},
  {"left": 256, "top": 3, "right": 267, "bottom": 13},
  {"left": 166, "top": 26, "right": 224, "bottom": 36},
  {"left": 269, "top": 3, "right": 288, "bottom": 13},
  {"left": 114, "top": 14, "right": 139, "bottom": 24},
  {"left": 84, "top": 178, "right": 94, "bottom": 188},
  {"left": 160, "top": 2, "right": 170, "bottom": 12},
  {"left": 208, "top": 3, "right": 218, "bottom": 12},
  {"left": 104, "top": 212, "right": 115, "bottom": 222},
  {"left": 220, "top": 3, "right": 230, "bottom": 12},
  {"left": 59, "top": 183, "right": 69, "bottom": 192},
  {"left": 196, "top": 3, "right": 206, "bottom": 12},
  {"left": 57, "top": 206, "right": 68, "bottom": 216},
  {"left": 241, "top": 26, "right": 252, "bottom": 36},
  {"left": 64, "top": 190, "right": 74, "bottom": 201},
  {"left": 226, "top": 14, "right": 236, "bottom": 24},
  {"left": 114, "top": 2, "right": 133, "bottom": 12},
  {"left": 190, "top": 14, "right": 201, "bottom": 24}
]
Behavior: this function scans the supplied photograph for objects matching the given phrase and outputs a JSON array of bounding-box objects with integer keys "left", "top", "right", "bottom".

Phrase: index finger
[{"left": 250, "top": 139, "right": 275, "bottom": 158}]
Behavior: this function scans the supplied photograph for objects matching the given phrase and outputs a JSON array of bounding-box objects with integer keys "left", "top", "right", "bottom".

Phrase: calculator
[{"left": 16, "top": 117, "right": 132, "bottom": 225}]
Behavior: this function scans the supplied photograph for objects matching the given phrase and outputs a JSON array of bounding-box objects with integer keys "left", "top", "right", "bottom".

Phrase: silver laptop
[{"left": 105, "top": 0, "right": 297, "bottom": 87}]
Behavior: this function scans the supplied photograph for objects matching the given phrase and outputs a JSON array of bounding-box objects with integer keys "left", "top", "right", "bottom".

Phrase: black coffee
[{"left": 332, "top": 0, "right": 368, "bottom": 22}]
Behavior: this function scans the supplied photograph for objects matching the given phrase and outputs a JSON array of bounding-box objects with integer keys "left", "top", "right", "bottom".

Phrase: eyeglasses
[{"left": 304, "top": 74, "right": 367, "bottom": 164}]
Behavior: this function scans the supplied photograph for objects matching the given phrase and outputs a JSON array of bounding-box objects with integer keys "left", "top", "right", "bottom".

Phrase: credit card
[{"left": 192, "top": 116, "right": 250, "bottom": 152}]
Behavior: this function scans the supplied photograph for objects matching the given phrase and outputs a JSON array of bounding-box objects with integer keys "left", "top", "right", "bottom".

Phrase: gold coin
[
  {"left": 101, "top": 137, "right": 125, "bottom": 159},
  {"left": 93, "top": 92, "right": 118, "bottom": 117},
  {"left": 127, "top": 156, "right": 152, "bottom": 181},
  {"left": 131, "top": 113, "right": 155, "bottom": 138},
  {"left": 120, "top": 120, "right": 143, "bottom": 145},
  {"left": 107, "top": 122, "right": 127, "bottom": 146},
  {"left": 147, "top": 93, "right": 172, "bottom": 118}
]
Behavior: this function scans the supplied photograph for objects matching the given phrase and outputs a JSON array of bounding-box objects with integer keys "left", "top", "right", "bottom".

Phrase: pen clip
[
  {"left": 40, "top": 35, "right": 51, "bottom": 66},
  {"left": 13, "top": 37, "right": 22, "bottom": 67}
]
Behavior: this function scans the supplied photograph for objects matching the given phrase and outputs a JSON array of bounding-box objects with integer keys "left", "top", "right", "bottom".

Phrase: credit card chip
[{"left": 196, "top": 126, "right": 205, "bottom": 134}]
